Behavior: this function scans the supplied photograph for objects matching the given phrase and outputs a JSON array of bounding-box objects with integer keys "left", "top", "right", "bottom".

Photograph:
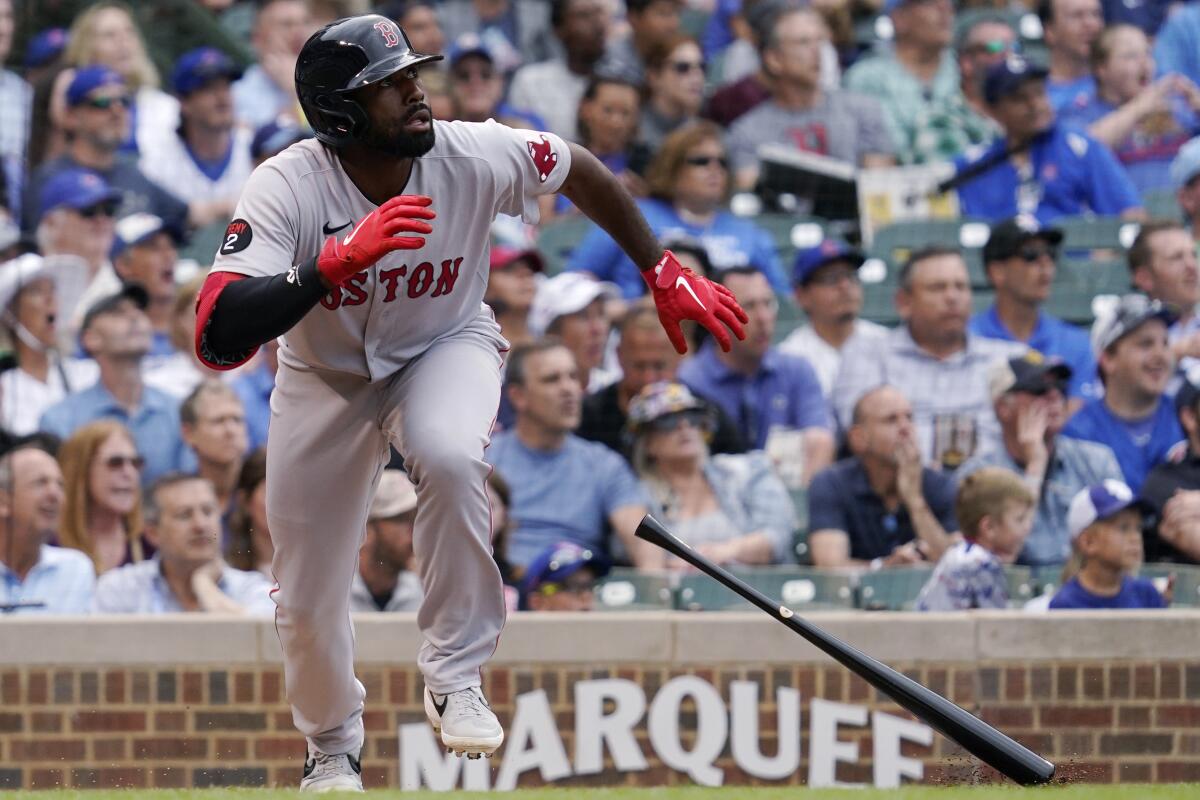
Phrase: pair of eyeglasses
[
  {"left": 684, "top": 155, "right": 728, "bottom": 169},
  {"left": 85, "top": 95, "right": 131, "bottom": 110},
  {"left": 670, "top": 60, "right": 705, "bottom": 75},
  {"left": 967, "top": 39, "right": 1013, "bottom": 56},
  {"left": 78, "top": 200, "right": 120, "bottom": 218},
  {"left": 104, "top": 455, "right": 145, "bottom": 471},
  {"left": 646, "top": 409, "right": 712, "bottom": 434},
  {"left": 1017, "top": 246, "right": 1057, "bottom": 263}
]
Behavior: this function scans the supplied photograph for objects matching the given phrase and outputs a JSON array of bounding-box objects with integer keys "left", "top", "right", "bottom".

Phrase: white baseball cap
[
  {"left": 0, "top": 253, "right": 52, "bottom": 314},
  {"left": 528, "top": 272, "right": 619, "bottom": 337},
  {"left": 1066, "top": 480, "right": 1152, "bottom": 539},
  {"left": 369, "top": 470, "right": 418, "bottom": 520}
]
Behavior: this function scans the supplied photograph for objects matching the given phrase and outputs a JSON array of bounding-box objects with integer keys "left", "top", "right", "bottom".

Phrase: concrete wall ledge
[{"left": 1, "top": 610, "right": 1196, "bottom": 666}]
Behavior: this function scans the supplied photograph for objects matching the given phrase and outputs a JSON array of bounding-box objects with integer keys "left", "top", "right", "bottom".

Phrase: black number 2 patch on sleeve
[{"left": 220, "top": 219, "right": 254, "bottom": 254}]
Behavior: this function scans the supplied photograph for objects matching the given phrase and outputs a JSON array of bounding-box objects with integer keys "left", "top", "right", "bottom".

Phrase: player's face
[
  {"left": 12, "top": 277, "right": 59, "bottom": 350},
  {"left": 186, "top": 393, "right": 248, "bottom": 468},
  {"left": 5, "top": 449, "right": 65, "bottom": 541},
  {"left": 87, "top": 432, "right": 142, "bottom": 517},
  {"left": 151, "top": 480, "right": 222, "bottom": 566},
  {"left": 723, "top": 272, "right": 776, "bottom": 362},
  {"left": 1143, "top": 229, "right": 1200, "bottom": 309},
  {"left": 555, "top": 299, "right": 611, "bottom": 374},
  {"left": 514, "top": 346, "right": 583, "bottom": 433},
  {"left": 1102, "top": 320, "right": 1172, "bottom": 399},
  {"left": 117, "top": 232, "right": 178, "bottom": 303},
  {"left": 354, "top": 67, "right": 436, "bottom": 159},
  {"left": 794, "top": 260, "right": 863, "bottom": 326},
  {"left": 617, "top": 325, "right": 681, "bottom": 395},
  {"left": 994, "top": 236, "right": 1057, "bottom": 305}
]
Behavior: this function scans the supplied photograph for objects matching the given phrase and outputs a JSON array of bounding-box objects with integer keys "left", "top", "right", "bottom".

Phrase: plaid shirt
[
  {"left": 909, "top": 91, "right": 1002, "bottom": 165},
  {"left": 831, "top": 326, "right": 1024, "bottom": 468},
  {"left": 0, "top": 69, "right": 32, "bottom": 215}
]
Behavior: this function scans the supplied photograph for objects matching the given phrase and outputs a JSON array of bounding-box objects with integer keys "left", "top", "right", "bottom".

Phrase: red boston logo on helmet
[{"left": 374, "top": 21, "right": 400, "bottom": 48}]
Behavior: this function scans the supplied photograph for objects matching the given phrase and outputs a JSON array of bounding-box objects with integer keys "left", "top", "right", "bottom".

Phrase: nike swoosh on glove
[
  {"left": 317, "top": 194, "right": 435, "bottom": 286},
  {"left": 642, "top": 250, "right": 748, "bottom": 354}
]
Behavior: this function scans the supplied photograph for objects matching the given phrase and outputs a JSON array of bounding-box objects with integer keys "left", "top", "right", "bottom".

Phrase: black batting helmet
[{"left": 295, "top": 14, "right": 443, "bottom": 148}]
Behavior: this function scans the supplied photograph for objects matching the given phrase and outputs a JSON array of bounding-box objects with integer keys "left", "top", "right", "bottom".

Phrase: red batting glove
[
  {"left": 641, "top": 250, "right": 748, "bottom": 354},
  {"left": 316, "top": 195, "right": 435, "bottom": 286}
]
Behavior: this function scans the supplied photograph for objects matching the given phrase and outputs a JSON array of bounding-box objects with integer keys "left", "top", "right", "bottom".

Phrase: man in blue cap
[
  {"left": 1141, "top": 375, "right": 1200, "bottom": 565},
  {"left": 22, "top": 65, "right": 189, "bottom": 235},
  {"left": 140, "top": 48, "right": 250, "bottom": 227},
  {"left": 953, "top": 55, "right": 1143, "bottom": 223},
  {"left": 778, "top": 237, "right": 886, "bottom": 398},
  {"left": 518, "top": 541, "right": 610, "bottom": 611},
  {"left": 109, "top": 213, "right": 183, "bottom": 359},
  {"left": 969, "top": 215, "right": 1097, "bottom": 402}
]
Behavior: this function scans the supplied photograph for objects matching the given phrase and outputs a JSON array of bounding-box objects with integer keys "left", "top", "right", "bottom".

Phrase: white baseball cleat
[
  {"left": 425, "top": 686, "right": 504, "bottom": 758},
  {"left": 300, "top": 746, "right": 364, "bottom": 793}
]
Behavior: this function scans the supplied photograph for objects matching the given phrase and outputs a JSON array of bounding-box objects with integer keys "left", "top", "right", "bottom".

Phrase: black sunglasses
[
  {"left": 1017, "top": 245, "right": 1057, "bottom": 263},
  {"left": 1020, "top": 380, "right": 1067, "bottom": 397},
  {"left": 104, "top": 454, "right": 145, "bottom": 471},
  {"left": 669, "top": 60, "right": 706, "bottom": 75},
  {"left": 78, "top": 200, "right": 120, "bottom": 218},
  {"left": 646, "top": 409, "right": 712, "bottom": 434},
  {"left": 684, "top": 155, "right": 728, "bottom": 169},
  {"left": 85, "top": 95, "right": 131, "bottom": 110}
]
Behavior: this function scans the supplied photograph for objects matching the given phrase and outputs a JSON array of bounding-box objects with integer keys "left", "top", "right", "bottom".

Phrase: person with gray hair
[
  {"left": 92, "top": 473, "right": 273, "bottom": 613},
  {"left": 832, "top": 247, "right": 1024, "bottom": 469},
  {"left": 0, "top": 444, "right": 96, "bottom": 614}
]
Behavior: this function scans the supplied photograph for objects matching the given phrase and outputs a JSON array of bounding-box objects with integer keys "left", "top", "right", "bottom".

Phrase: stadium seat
[
  {"left": 868, "top": 219, "right": 992, "bottom": 288},
  {"left": 856, "top": 566, "right": 935, "bottom": 610},
  {"left": 594, "top": 569, "right": 676, "bottom": 611},
  {"left": 676, "top": 567, "right": 856, "bottom": 611},
  {"left": 1057, "top": 215, "right": 1140, "bottom": 253},
  {"left": 536, "top": 216, "right": 594, "bottom": 275},
  {"left": 1143, "top": 189, "right": 1182, "bottom": 220},
  {"left": 178, "top": 220, "right": 227, "bottom": 265},
  {"left": 1004, "top": 565, "right": 1035, "bottom": 605},
  {"left": 1138, "top": 564, "right": 1200, "bottom": 607},
  {"left": 755, "top": 213, "right": 831, "bottom": 267},
  {"left": 1030, "top": 563, "right": 1069, "bottom": 597}
]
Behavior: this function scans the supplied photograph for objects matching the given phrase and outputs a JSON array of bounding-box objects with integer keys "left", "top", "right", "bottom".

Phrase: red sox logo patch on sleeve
[{"left": 526, "top": 135, "right": 558, "bottom": 183}]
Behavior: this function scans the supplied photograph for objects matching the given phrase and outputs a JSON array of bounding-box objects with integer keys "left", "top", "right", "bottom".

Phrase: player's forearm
[
  {"left": 203, "top": 258, "right": 329, "bottom": 357},
  {"left": 559, "top": 143, "right": 660, "bottom": 271}
]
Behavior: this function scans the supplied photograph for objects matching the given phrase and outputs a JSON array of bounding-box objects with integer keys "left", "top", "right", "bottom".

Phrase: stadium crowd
[{"left": 1, "top": 0, "right": 1199, "bottom": 617}]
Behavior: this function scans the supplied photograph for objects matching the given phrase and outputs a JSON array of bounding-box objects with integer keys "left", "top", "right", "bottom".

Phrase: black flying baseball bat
[{"left": 635, "top": 515, "right": 1056, "bottom": 786}]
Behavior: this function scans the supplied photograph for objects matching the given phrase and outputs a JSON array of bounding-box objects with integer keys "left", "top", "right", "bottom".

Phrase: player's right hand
[{"left": 316, "top": 195, "right": 435, "bottom": 286}]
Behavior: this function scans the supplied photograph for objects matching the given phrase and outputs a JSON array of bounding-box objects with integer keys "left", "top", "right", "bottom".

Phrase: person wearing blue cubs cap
[
  {"left": 1049, "top": 480, "right": 1167, "bottom": 609},
  {"left": 139, "top": 48, "right": 252, "bottom": 226},
  {"left": 1170, "top": 136, "right": 1200, "bottom": 243},
  {"left": 250, "top": 119, "right": 313, "bottom": 167},
  {"left": 778, "top": 238, "right": 886, "bottom": 398},
  {"left": 24, "top": 27, "right": 68, "bottom": 70},
  {"left": 952, "top": 54, "right": 1144, "bottom": 224},
  {"left": 518, "top": 541, "right": 610, "bottom": 611},
  {"left": 21, "top": 66, "right": 189, "bottom": 237},
  {"left": 1141, "top": 371, "right": 1200, "bottom": 565}
]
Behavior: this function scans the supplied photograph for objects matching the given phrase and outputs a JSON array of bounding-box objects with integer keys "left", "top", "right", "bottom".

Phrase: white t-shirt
[
  {"left": 0, "top": 359, "right": 99, "bottom": 435},
  {"left": 210, "top": 120, "right": 572, "bottom": 379},
  {"left": 139, "top": 125, "right": 254, "bottom": 205},
  {"left": 778, "top": 318, "right": 889, "bottom": 397}
]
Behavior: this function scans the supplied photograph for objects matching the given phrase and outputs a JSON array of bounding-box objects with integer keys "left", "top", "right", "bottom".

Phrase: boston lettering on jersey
[{"left": 319, "top": 257, "right": 463, "bottom": 310}]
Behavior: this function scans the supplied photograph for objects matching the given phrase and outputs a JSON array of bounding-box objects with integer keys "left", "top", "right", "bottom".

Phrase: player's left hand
[{"left": 642, "top": 250, "right": 748, "bottom": 354}]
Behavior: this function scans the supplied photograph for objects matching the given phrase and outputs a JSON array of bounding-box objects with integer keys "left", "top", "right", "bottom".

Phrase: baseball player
[{"left": 193, "top": 14, "right": 747, "bottom": 792}]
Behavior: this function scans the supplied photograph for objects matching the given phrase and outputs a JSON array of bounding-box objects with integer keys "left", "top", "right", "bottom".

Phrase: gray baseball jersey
[{"left": 211, "top": 120, "right": 572, "bottom": 378}]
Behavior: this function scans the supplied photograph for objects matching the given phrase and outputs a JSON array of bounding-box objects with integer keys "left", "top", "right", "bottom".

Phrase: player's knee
[{"left": 406, "top": 435, "right": 483, "bottom": 485}]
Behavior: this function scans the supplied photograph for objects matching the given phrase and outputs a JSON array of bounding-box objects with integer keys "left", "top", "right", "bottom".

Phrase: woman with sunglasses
[
  {"left": 566, "top": 120, "right": 785, "bottom": 297},
  {"left": 639, "top": 34, "right": 707, "bottom": 153},
  {"left": 56, "top": 419, "right": 150, "bottom": 575},
  {"left": 627, "top": 381, "right": 796, "bottom": 569}
]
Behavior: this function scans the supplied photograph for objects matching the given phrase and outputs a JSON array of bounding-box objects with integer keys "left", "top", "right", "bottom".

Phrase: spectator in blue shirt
[
  {"left": 1154, "top": 2, "right": 1200, "bottom": 94},
  {"left": 1099, "top": 0, "right": 1170, "bottom": 36},
  {"left": 1038, "top": 0, "right": 1102, "bottom": 111},
  {"left": 566, "top": 121, "right": 786, "bottom": 297},
  {"left": 808, "top": 385, "right": 959, "bottom": 568},
  {"left": 486, "top": 340, "right": 652, "bottom": 568},
  {"left": 954, "top": 55, "right": 1143, "bottom": 223},
  {"left": 1171, "top": 136, "right": 1200, "bottom": 244},
  {"left": 677, "top": 267, "right": 834, "bottom": 481},
  {"left": 39, "top": 286, "right": 193, "bottom": 484},
  {"left": 969, "top": 216, "right": 1098, "bottom": 401},
  {"left": 1050, "top": 480, "right": 1167, "bottom": 609},
  {"left": 0, "top": 445, "right": 96, "bottom": 615},
  {"left": 1060, "top": 25, "right": 1200, "bottom": 195},
  {"left": 93, "top": 473, "right": 275, "bottom": 613},
  {"left": 1064, "top": 294, "right": 1184, "bottom": 490}
]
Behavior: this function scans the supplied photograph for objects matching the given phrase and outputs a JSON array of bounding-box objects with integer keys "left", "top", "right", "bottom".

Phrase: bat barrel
[{"left": 635, "top": 515, "right": 1056, "bottom": 786}]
